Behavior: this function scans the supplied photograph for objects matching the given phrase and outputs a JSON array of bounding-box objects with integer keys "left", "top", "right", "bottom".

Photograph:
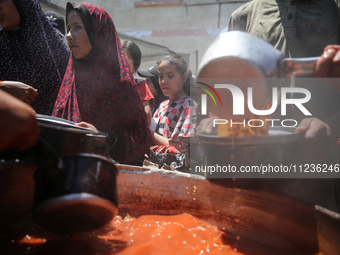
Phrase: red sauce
[
  {"left": 16, "top": 235, "right": 46, "bottom": 245},
  {"left": 98, "top": 214, "right": 241, "bottom": 255},
  {"left": 0, "top": 213, "right": 324, "bottom": 255},
  {"left": 0, "top": 213, "right": 242, "bottom": 255}
]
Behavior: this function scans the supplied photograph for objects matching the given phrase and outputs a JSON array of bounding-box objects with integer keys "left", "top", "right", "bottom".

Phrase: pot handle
[{"left": 279, "top": 57, "right": 319, "bottom": 77}]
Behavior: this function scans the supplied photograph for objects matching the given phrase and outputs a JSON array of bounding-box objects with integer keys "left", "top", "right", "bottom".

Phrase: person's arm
[
  {"left": 0, "top": 81, "right": 38, "bottom": 105},
  {"left": 150, "top": 130, "right": 169, "bottom": 146},
  {"left": 150, "top": 130, "right": 182, "bottom": 150},
  {"left": 227, "top": 2, "right": 251, "bottom": 32},
  {"left": 142, "top": 100, "right": 152, "bottom": 127},
  {"left": 0, "top": 90, "right": 39, "bottom": 151},
  {"left": 137, "top": 80, "right": 154, "bottom": 127},
  {"left": 149, "top": 106, "right": 183, "bottom": 150}
]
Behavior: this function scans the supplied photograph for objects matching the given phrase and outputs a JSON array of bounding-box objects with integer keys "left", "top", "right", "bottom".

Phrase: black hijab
[{"left": 66, "top": 2, "right": 95, "bottom": 46}]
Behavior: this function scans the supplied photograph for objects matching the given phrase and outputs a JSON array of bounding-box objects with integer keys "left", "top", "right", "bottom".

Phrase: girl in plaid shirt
[{"left": 151, "top": 54, "right": 199, "bottom": 150}]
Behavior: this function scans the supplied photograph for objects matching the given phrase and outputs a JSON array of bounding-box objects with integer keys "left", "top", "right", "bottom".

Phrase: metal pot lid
[
  {"left": 197, "top": 127, "right": 302, "bottom": 146},
  {"left": 36, "top": 114, "right": 100, "bottom": 134}
]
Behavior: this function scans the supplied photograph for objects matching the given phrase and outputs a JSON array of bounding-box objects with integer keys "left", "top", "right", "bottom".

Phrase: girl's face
[
  {"left": 66, "top": 10, "right": 92, "bottom": 60},
  {"left": 0, "top": 0, "right": 20, "bottom": 31},
  {"left": 158, "top": 61, "right": 187, "bottom": 100},
  {"left": 146, "top": 77, "right": 157, "bottom": 96}
]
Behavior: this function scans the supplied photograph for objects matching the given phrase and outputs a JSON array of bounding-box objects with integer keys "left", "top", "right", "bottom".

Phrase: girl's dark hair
[
  {"left": 150, "top": 76, "right": 162, "bottom": 96},
  {"left": 157, "top": 53, "right": 187, "bottom": 76},
  {"left": 157, "top": 53, "right": 195, "bottom": 98},
  {"left": 121, "top": 40, "right": 141, "bottom": 69}
]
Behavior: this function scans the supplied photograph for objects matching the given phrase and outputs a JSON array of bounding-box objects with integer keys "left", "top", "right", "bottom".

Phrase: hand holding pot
[
  {"left": 0, "top": 80, "right": 38, "bottom": 105},
  {"left": 0, "top": 90, "right": 39, "bottom": 151},
  {"left": 314, "top": 45, "right": 340, "bottom": 94},
  {"left": 315, "top": 45, "right": 340, "bottom": 78},
  {"left": 76, "top": 121, "right": 98, "bottom": 131}
]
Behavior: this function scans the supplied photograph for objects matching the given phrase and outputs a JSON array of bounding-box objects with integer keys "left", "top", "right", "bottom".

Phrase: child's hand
[{"left": 75, "top": 121, "right": 97, "bottom": 131}]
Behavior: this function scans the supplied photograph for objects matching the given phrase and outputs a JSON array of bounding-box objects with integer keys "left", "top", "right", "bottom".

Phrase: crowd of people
[
  {"left": 0, "top": 0, "right": 199, "bottom": 165},
  {"left": 0, "top": 0, "right": 339, "bottom": 209},
  {"left": 1, "top": 0, "right": 340, "bottom": 157}
]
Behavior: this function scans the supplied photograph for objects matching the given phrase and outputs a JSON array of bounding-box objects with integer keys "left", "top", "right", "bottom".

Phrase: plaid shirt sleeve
[{"left": 175, "top": 99, "right": 198, "bottom": 139}]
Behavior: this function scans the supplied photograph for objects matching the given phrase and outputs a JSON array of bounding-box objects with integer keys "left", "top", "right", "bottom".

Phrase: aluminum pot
[
  {"left": 32, "top": 153, "right": 118, "bottom": 234},
  {"left": 196, "top": 30, "right": 319, "bottom": 120},
  {"left": 198, "top": 30, "right": 319, "bottom": 80},
  {"left": 0, "top": 163, "right": 339, "bottom": 254},
  {"left": 196, "top": 127, "right": 303, "bottom": 179},
  {"left": 36, "top": 114, "right": 109, "bottom": 157}
]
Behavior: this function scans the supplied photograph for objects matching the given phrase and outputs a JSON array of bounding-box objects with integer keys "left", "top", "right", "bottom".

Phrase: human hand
[
  {"left": 296, "top": 118, "right": 336, "bottom": 162},
  {"left": 314, "top": 45, "right": 340, "bottom": 93},
  {"left": 75, "top": 121, "right": 98, "bottom": 131},
  {"left": 0, "top": 81, "right": 38, "bottom": 105},
  {"left": 0, "top": 91, "right": 39, "bottom": 151},
  {"left": 315, "top": 45, "right": 340, "bottom": 78}
]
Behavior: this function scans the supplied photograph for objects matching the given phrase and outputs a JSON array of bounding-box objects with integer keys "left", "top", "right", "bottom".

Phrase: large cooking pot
[
  {"left": 24, "top": 115, "right": 117, "bottom": 234},
  {"left": 117, "top": 165, "right": 340, "bottom": 255},
  {"left": 196, "top": 30, "right": 319, "bottom": 119},
  {"left": 33, "top": 153, "right": 118, "bottom": 234},
  {"left": 0, "top": 163, "right": 339, "bottom": 254}
]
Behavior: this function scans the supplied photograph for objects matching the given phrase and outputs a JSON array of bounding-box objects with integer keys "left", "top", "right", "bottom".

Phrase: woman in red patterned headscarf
[{"left": 52, "top": 2, "right": 151, "bottom": 164}]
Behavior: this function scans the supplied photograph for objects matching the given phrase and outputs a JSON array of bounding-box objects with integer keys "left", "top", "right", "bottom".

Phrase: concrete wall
[{"left": 41, "top": 0, "right": 248, "bottom": 75}]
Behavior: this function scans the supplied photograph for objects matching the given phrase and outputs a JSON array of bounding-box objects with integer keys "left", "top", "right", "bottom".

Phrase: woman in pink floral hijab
[{"left": 53, "top": 2, "right": 151, "bottom": 163}]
